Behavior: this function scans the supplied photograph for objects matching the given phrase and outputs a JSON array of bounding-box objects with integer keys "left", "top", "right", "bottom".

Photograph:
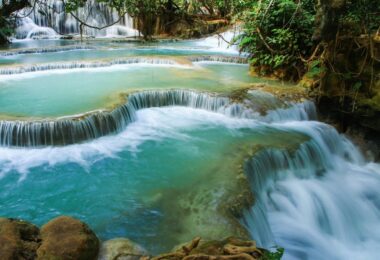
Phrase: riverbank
[{"left": 0, "top": 216, "right": 279, "bottom": 260}]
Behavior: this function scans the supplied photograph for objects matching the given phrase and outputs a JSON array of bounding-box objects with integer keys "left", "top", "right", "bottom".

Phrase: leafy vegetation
[
  {"left": 262, "top": 247, "right": 285, "bottom": 260},
  {"left": 0, "top": 0, "right": 30, "bottom": 44},
  {"left": 237, "top": 0, "right": 379, "bottom": 88},
  {"left": 237, "top": 0, "right": 316, "bottom": 81}
]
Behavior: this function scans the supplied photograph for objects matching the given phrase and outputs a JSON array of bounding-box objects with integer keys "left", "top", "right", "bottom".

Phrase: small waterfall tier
[
  {"left": 0, "top": 45, "right": 95, "bottom": 57},
  {"left": 0, "top": 90, "right": 230, "bottom": 147},
  {"left": 196, "top": 29, "right": 241, "bottom": 53},
  {"left": 15, "top": 0, "right": 139, "bottom": 39},
  {"left": 190, "top": 55, "right": 248, "bottom": 64},
  {"left": 0, "top": 56, "right": 247, "bottom": 75},
  {"left": 242, "top": 121, "right": 380, "bottom": 259},
  {"left": 0, "top": 89, "right": 315, "bottom": 147},
  {"left": 0, "top": 58, "right": 182, "bottom": 75}
]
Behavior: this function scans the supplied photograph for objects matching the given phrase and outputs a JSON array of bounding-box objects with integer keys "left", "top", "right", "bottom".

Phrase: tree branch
[
  {"left": 256, "top": 27, "right": 276, "bottom": 53},
  {"left": 61, "top": 0, "right": 128, "bottom": 31}
]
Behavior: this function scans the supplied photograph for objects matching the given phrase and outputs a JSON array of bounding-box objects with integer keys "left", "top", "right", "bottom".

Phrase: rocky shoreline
[{"left": 0, "top": 216, "right": 279, "bottom": 260}]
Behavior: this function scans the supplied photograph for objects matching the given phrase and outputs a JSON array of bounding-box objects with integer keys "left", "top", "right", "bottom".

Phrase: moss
[{"left": 359, "top": 93, "right": 380, "bottom": 112}]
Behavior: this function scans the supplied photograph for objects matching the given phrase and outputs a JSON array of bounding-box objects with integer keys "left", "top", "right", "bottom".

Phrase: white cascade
[
  {"left": 15, "top": 0, "right": 139, "bottom": 39},
  {"left": 196, "top": 28, "right": 241, "bottom": 53},
  {"left": 242, "top": 121, "right": 380, "bottom": 260}
]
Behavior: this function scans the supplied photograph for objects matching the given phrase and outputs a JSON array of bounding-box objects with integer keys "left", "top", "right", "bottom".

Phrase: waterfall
[
  {"left": 15, "top": 0, "right": 139, "bottom": 39},
  {"left": 196, "top": 29, "right": 240, "bottom": 53},
  {"left": 263, "top": 101, "right": 317, "bottom": 122},
  {"left": 15, "top": 17, "right": 58, "bottom": 40},
  {"left": 0, "top": 56, "right": 247, "bottom": 75},
  {"left": 0, "top": 90, "right": 315, "bottom": 147},
  {"left": 190, "top": 55, "right": 247, "bottom": 64},
  {"left": 242, "top": 121, "right": 380, "bottom": 259},
  {"left": 0, "top": 90, "right": 230, "bottom": 147},
  {"left": 0, "top": 45, "right": 95, "bottom": 56},
  {"left": 0, "top": 58, "right": 183, "bottom": 75}
]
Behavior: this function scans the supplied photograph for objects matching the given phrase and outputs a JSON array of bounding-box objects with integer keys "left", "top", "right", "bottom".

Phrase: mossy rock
[
  {"left": 36, "top": 216, "right": 99, "bottom": 260},
  {"left": 0, "top": 218, "right": 41, "bottom": 260}
]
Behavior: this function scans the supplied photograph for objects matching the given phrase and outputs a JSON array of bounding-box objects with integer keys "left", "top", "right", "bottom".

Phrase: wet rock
[
  {"left": 98, "top": 238, "right": 148, "bottom": 260},
  {"left": 0, "top": 218, "right": 40, "bottom": 260},
  {"left": 36, "top": 216, "right": 99, "bottom": 260}
]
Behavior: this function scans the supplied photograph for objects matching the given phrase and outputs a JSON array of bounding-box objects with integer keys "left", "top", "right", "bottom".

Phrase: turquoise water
[
  {"left": 1, "top": 38, "right": 227, "bottom": 51},
  {"left": 0, "top": 38, "right": 252, "bottom": 118},
  {"left": 0, "top": 38, "right": 311, "bottom": 254},
  {"left": 0, "top": 107, "right": 303, "bottom": 253},
  {"left": 0, "top": 39, "right": 238, "bottom": 66},
  {"left": 0, "top": 63, "right": 264, "bottom": 117},
  {"left": 0, "top": 39, "right": 80, "bottom": 50},
  {"left": 1, "top": 37, "right": 379, "bottom": 259},
  {"left": 0, "top": 47, "right": 237, "bottom": 66}
]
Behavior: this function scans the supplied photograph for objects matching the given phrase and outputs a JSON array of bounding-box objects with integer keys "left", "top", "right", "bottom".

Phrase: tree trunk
[{"left": 313, "top": 0, "right": 346, "bottom": 42}]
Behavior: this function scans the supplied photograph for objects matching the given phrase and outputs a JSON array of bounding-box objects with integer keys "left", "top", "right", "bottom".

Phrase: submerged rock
[
  {"left": 36, "top": 216, "right": 99, "bottom": 260},
  {"left": 98, "top": 238, "right": 148, "bottom": 260},
  {"left": 0, "top": 218, "right": 41, "bottom": 260}
]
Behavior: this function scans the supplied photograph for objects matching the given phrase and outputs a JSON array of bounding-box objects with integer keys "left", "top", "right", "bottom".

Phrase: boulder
[
  {"left": 0, "top": 218, "right": 40, "bottom": 260},
  {"left": 36, "top": 216, "right": 99, "bottom": 260},
  {"left": 98, "top": 238, "right": 148, "bottom": 260}
]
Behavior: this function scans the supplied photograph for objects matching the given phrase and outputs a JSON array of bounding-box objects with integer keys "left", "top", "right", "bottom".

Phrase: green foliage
[
  {"left": 305, "top": 60, "right": 325, "bottom": 79},
  {"left": 352, "top": 81, "right": 362, "bottom": 91},
  {"left": 64, "top": 0, "right": 87, "bottom": 13},
  {"left": 262, "top": 247, "right": 284, "bottom": 260},
  {"left": 0, "top": 16, "right": 10, "bottom": 44},
  {"left": 178, "top": 0, "right": 248, "bottom": 17},
  {"left": 238, "top": 0, "right": 316, "bottom": 80},
  {"left": 343, "top": 0, "right": 380, "bottom": 33},
  {"left": 0, "top": 0, "right": 31, "bottom": 44}
]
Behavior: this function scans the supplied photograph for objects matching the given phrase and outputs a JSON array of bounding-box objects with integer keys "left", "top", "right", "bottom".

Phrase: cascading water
[
  {"left": 1, "top": 29, "right": 379, "bottom": 256},
  {"left": 196, "top": 28, "right": 241, "bottom": 53},
  {"left": 242, "top": 120, "right": 380, "bottom": 259},
  {"left": 15, "top": 17, "right": 58, "bottom": 40},
  {"left": 0, "top": 55, "right": 247, "bottom": 75},
  {"left": 0, "top": 57, "right": 183, "bottom": 75},
  {"left": 0, "top": 45, "right": 95, "bottom": 56},
  {"left": 15, "top": 0, "right": 139, "bottom": 39},
  {"left": 0, "top": 90, "right": 231, "bottom": 147},
  {"left": 0, "top": 89, "right": 313, "bottom": 147}
]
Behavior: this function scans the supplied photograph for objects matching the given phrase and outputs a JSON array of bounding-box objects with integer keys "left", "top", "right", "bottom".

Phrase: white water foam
[
  {"left": 1, "top": 103, "right": 379, "bottom": 260},
  {"left": 0, "top": 46, "right": 95, "bottom": 57},
  {"left": 195, "top": 30, "right": 240, "bottom": 54},
  {"left": 0, "top": 107, "right": 255, "bottom": 179},
  {"left": 15, "top": 17, "right": 58, "bottom": 40},
  {"left": 14, "top": 0, "right": 139, "bottom": 39},
  {"left": 243, "top": 120, "right": 380, "bottom": 260},
  {"left": 0, "top": 62, "right": 193, "bottom": 81}
]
